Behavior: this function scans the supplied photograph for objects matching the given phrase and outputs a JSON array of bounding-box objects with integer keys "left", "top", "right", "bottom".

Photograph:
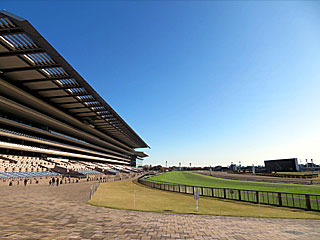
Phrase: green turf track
[{"left": 149, "top": 171, "right": 320, "bottom": 195}]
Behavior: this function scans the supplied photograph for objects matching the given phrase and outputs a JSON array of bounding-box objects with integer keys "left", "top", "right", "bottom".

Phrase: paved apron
[{"left": 0, "top": 182, "right": 319, "bottom": 240}]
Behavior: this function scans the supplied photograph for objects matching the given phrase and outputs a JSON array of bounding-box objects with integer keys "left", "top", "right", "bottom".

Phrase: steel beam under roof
[
  {"left": 0, "top": 48, "right": 44, "bottom": 57},
  {"left": 0, "top": 10, "right": 149, "bottom": 149}
]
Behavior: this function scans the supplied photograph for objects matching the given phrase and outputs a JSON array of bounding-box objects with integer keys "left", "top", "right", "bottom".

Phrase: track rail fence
[{"left": 138, "top": 177, "right": 320, "bottom": 212}]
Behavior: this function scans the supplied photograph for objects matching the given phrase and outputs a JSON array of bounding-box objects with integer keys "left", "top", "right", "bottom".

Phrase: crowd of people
[
  {"left": 3, "top": 174, "right": 99, "bottom": 187},
  {"left": 8, "top": 177, "right": 40, "bottom": 186},
  {"left": 48, "top": 176, "right": 80, "bottom": 186},
  {"left": 2, "top": 172, "right": 141, "bottom": 187}
]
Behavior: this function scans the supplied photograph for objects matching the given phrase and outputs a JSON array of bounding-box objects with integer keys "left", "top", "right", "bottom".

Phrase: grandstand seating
[
  {"left": 0, "top": 171, "right": 61, "bottom": 179},
  {"left": 105, "top": 169, "right": 120, "bottom": 175},
  {"left": 0, "top": 141, "right": 128, "bottom": 164},
  {"left": 0, "top": 155, "right": 53, "bottom": 172},
  {"left": 0, "top": 154, "right": 141, "bottom": 180},
  {"left": 77, "top": 170, "right": 101, "bottom": 175}
]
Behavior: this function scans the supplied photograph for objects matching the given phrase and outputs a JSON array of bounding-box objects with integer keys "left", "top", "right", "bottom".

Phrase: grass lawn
[
  {"left": 88, "top": 180, "right": 320, "bottom": 219},
  {"left": 149, "top": 171, "right": 320, "bottom": 195}
]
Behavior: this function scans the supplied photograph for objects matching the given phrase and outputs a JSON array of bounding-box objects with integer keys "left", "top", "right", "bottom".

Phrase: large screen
[{"left": 264, "top": 158, "right": 299, "bottom": 172}]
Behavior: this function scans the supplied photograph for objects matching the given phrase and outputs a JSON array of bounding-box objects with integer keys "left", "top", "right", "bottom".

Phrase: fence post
[
  {"left": 256, "top": 191, "right": 259, "bottom": 203},
  {"left": 193, "top": 186, "right": 195, "bottom": 194},
  {"left": 278, "top": 193, "right": 282, "bottom": 207},
  {"left": 238, "top": 190, "right": 241, "bottom": 201},
  {"left": 223, "top": 189, "right": 226, "bottom": 199},
  {"left": 306, "top": 194, "right": 311, "bottom": 210}
]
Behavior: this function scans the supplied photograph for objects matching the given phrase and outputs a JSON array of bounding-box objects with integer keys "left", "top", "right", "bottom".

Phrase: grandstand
[{"left": 0, "top": 10, "right": 149, "bottom": 180}]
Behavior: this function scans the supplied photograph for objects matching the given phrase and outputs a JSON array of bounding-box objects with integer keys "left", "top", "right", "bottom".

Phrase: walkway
[{"left": 0, "top": 182, "right": 319, "bottom": 240}]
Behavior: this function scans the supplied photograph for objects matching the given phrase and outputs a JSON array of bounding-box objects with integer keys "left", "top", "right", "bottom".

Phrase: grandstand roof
[
  {"left": 0, "top": 10, "right": 149, "bottom": 149},
  {"left": 134, "top": 152, "right": 149, "bottom": 158}
]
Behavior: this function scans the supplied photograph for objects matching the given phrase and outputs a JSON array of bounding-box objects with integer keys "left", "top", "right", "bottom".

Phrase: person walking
[{"left": 24, "top": 178, "right": 27, "bottom": 186}]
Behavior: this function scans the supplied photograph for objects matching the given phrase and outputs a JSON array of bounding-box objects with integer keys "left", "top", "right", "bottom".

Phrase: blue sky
[{"left": 3, "top": 1, "right": 320, "bottom": 167}]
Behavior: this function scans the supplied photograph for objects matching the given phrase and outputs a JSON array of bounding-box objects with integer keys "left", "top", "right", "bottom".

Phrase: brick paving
[{"left": 0, "top": 181, "right": 319, "bottom": 240}]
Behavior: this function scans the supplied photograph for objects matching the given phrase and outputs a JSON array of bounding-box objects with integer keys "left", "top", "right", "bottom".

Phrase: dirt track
[{"left": 198, "top": 171, "right": 320, "bottom": 185}]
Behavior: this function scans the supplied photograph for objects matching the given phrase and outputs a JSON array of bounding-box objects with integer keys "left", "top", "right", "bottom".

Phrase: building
[{"left": 0, "top": 10, "right": 149, "bottom": 173}]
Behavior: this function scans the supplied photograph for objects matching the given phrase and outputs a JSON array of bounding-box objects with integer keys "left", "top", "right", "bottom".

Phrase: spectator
[
  {"left": 9, "top": 181, "right": 12, "bottom": 186},
  {"left": 49, "top": 180, "right": 52, "bottom": 185},
  {"left": 24, "top": 178, "right": 27, "bottom": 186},
  {"left": 52, "top": 177, "right": 55, "bottom": 185}
]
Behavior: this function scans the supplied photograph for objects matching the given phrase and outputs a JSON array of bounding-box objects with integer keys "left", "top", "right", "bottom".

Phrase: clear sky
[{"left": 3, "top": 1, "right": 320, "bottom": 167}]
